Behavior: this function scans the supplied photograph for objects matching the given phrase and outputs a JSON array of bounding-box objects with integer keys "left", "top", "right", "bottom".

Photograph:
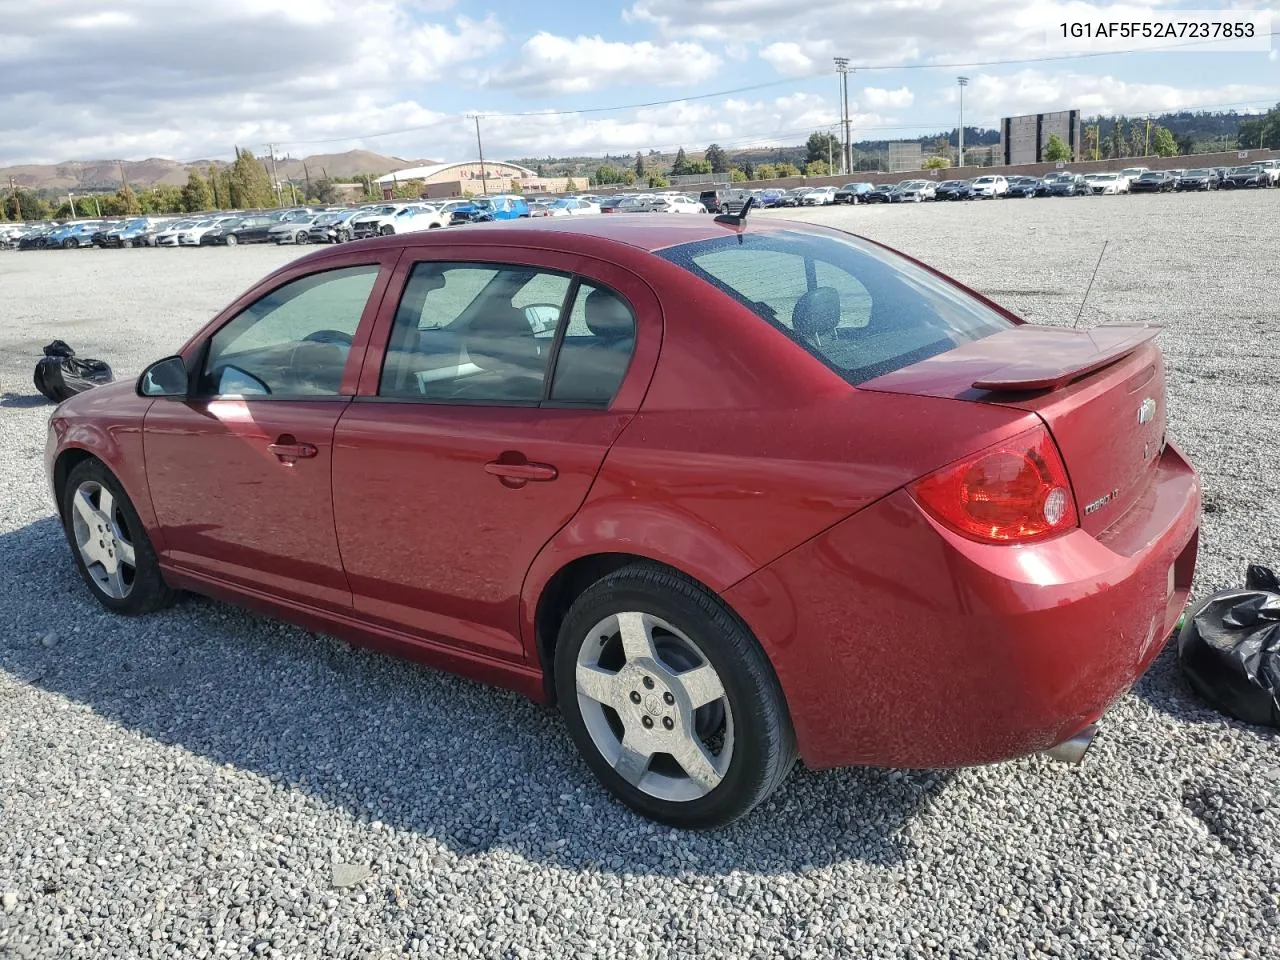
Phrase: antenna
[
  {"left": 714, "top": 195, "right": 755, "bottom": 228},
  {"left": 1073, "top": 240, "right": 1109, "bottom": 329}
]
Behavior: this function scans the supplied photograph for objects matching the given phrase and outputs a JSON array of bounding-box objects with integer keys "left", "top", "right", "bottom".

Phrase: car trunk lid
[{"left": 861, "top": 324, "right": 1168, "bottom": 537}]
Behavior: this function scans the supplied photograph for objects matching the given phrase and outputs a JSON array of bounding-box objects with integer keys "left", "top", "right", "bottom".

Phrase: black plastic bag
[
  {"left": 1246, "top": 564, "right": 1280, "bottom": 593},
  {"left": 1178, "top": 577, "right": 1280, "bottom": 728},
  {"left": 33, "top": 355, "right": 114, "bottom": 403},
  {"left": 42, "top": 339, "right": 76, "bottom": 359}
]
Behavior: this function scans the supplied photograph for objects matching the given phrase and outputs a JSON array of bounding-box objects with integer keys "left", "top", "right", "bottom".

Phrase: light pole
[
  {"left": 834, "top": 57, "right": 852, "bottom": 175},
  {"left": 957, "top": 77, "right": 969, "bottom": 167},
  {"left": 467, "top": 113, "right": 489, "bottom": 195}
]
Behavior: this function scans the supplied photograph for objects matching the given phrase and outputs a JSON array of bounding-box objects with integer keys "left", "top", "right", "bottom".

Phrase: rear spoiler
[{"left": 971, "top": 323, "right": 1162, "bottom": 391}]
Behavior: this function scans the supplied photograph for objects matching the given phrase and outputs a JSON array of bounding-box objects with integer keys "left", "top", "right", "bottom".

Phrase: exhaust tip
[{"left": 1043, "top": 723, "right": 1099, "bottom": 765}]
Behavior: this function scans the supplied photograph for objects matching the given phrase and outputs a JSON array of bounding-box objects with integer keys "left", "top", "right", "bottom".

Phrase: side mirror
[{"left": 138, "top": 355, "right": 188, "bottom": 398}]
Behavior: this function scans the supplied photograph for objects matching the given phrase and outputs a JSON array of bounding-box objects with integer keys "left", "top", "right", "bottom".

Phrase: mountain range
[{"left": 0, "top": 150, "right": 429, "bottom": 193}]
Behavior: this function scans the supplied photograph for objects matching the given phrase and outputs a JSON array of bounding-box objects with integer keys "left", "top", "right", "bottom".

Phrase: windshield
[
  {"left": 1095, "top": 175, "right": 1115, "bottom": 181},
  {"left": 1139, "top": 172, "right": 1162, "bottom": 179},
  {"left": 656, "top": 230, "right": 1013, "bottom": 386},
  {"left": 1186, "top": 169, "right": 1209, "bottom": 176},
  {"left": 473, "top": 199, "right": 494, "bottom": 209},
  {"left": 974, "top": 177, "right": 995, "bottom": 184}
]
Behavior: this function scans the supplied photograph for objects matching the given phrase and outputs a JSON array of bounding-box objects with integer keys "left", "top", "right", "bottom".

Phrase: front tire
[
  {"left": 225, "top": 233, "right": 238, "bottom": 246},
  {"left": 554, "top": 563, "right": 797, "bottom": 828},
  {"left": 61, "top": 459, "right": 174, "bottom": 615}
]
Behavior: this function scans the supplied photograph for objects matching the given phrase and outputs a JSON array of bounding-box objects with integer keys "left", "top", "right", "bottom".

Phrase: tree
[
  {"left": 730, "top": 168, "right": 747, "bottom": 182},
  {"left": 181, "top": 169, "right": 213, "bottom": 212},
  {"left": 228, "top": 148, "right": 277, "bottom": 209},
  {"left": 774, "top": 162, "right": 800, "bottom": 177},
  {"left": 634, "top": 153, "right": 645, "bottom": 178},
  {"left": 684, "top": 159, "right": 712, "bottom": 175},
  {"left": 671, "top": 147, "right": 689, "bottom": 176},
  {"left": 3, "top": 187, "right": 49, "bottom": 221},
  {"left": 805, "top": 131, "right": 841, "bottom": 166},
  {"left": 115, "top": 183, "right": 141, "bottom": 214},
  {"left": 804, "top": 160, "right": 830, "bottom": 176},
  {"left": 1042, "top": 133, "right": 1072, "bottom": 162},
  {"left": 648, "top": 174, "right": 669, "bottom": 188},
  {"left": 536, "top": 164, "right": 546, "bottom": 177},
  {"left": 923, "top": 155, "right": 950, "bottom": 170},
  {"left": 1082, "top": 126, "right": 1099, "bottom": 161},
  {"left": 1129, "top": 123, "right": 1146, "bottom": 158},
  {"left": 565, "top": 178, "right": 578, "bottom": 191},
  {"left": 755, "top": 163, "right": 777, "bottom": 180},
  {"left": 742, "top": 160, "right": 755, "bottom": 180},
  {"left": 1150, "top": 125, "right": 1179, "bottom": 157},
  {"left": 933, "top": 135, "right": 951, "bottom": 159},
  {"left": 704, "top": 143, "right": 728, "bottom": 173}
]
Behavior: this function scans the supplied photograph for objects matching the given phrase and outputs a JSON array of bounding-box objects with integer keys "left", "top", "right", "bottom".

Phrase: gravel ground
[{"left": 2, "top": 194, "right": 1278, "bottom": 959}]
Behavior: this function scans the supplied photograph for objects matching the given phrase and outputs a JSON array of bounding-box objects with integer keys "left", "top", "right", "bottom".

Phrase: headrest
[
  {"left": 469, "top": 303, "right": 534, "bottom": 337},
  {"left": 792, "top": 287, "right": 841, "bottom": 341},
  {"left": 584, "top": 288, "right": 634, "bottom": 340}
]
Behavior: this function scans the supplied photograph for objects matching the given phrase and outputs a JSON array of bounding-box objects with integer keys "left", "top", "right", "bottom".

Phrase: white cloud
[
  {"left": 949, "top": 70, "right": 1277, "bottom": 121},
  {"left": 862, "top": 86, "right": 915, "bottom": 109},
  {"left": 484, "top": 33, "right": 721, "bottom": 95},
  {"left": 0, "top": 0, "right": 502, "bottom": 164},
  {"left": 759, "top": 42, "right": 821, "bottom": 77}
]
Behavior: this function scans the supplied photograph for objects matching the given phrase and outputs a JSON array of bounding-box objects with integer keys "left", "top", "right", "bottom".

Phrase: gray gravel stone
[{"left": 2, "top": 195, "right": 1280, "bottom": 959}]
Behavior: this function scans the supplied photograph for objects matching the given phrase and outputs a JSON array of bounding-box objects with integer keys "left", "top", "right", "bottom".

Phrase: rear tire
[
  {"left": 225, "top": 234, "right": 237, "bottom": 246},
  {"left": 380, "top": 225, "right": 394, "bottom": 236},
  {"left": 554, "top": 562, "right": 797, "bottom": 828},
  {"left": 61, "top": 459, "right": 174, "bottom": 616}
]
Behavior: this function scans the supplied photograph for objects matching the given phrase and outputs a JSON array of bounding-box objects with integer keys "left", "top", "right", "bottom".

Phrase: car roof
[{"left": 294, "top": 213, "right": 822, "bottom": 260}]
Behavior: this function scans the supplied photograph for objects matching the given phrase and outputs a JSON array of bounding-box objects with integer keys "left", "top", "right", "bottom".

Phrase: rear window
[{"left": 655, "top": 230, "right": 1013, "bottom": 385}]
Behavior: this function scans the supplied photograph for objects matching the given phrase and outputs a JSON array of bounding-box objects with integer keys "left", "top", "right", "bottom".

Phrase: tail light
[{"left": 910, "top": 425, "right": 1078, "bottom": 544}]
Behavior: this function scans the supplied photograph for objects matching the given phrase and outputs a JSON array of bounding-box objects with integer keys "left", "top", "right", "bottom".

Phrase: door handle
[
  {"left": 484, "top": 460, "right": 558, "bottom": 482},
  {"left": 268, "top": 437, "right": 318, "bottom": 462}
]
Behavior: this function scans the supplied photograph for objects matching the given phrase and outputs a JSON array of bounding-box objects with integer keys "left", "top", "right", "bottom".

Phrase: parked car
[
  {"left": 52, "top": 215, "right": 1200, "bottom": 828},
  {"left": 451, "top": 195, "right": 531, "bottom": 224},
  {"left": 1174, "top": 168, "right": 1217, "bottom": 192},
  {"left": 1036, "top": 173, "right": 1084, "bottom": 197},
  {"left": 967, "top": 175, "right": 1008, "bottom": 198},
  {"left": 756, "top": 189, "right": 787, "bottom": 207},
  {"left": 1129, "top": 171, "right": 1175, "bottom": 193},
  {"left": 209, "top": 217, "right": 279, "bottom": 245},
  {"left": 100, "top": 217, "right": 169, "bottom": 247},
  {"left": 1252, "top": 159, "right": 1280, "bottom": 186},
  {"left": 1085, "top": 173, "right": 1126, "bottom": 195},
  {"left": 776, "top": 188, "right": 811, "bottom": 208},
  {"left": 616, "top": 195, "right": 666, "bottom": 213},
  {"left": 154, "top": 219, "right": 199, "bottom": 247},
  {"left": 17, "top": 224, "right": 58, "bottom": 249},
  {"left": 178, "top": 217, "right": 239, "bottom": 246},
  {"left": 1221, "top": 165, "right": 1267, "bottom": 189},
  {"left": 1003, "top": 176, "right": 1041, "bottom": 198},
  {"left": 935, "top": 180, "right": 972, "bottom": 201},
  {"left": 306, "top": 210, "right": 364, "bottom": 243},
  {"left": 658, "top": 196, "right": 707, "bottom": 214},
  {"left": 547, "top": 198, "right": 602, "bottom": 217},
  {"left": 49, "top": 221, "right": 104, "bottom": 248},
  {"left": 352, "top": 204, "right": 417, "bottom": 237},
  {"left": 1117, "top": 167, "right": 1150, "bottom": 189},
  {"left": 861, "top": 184, "right": 896, "bottom": 204},
  {"left": 833, "top": 182, "right": 873, "bottom": 204},
  {"left": 598, "top": 196, "right": 631, "bottom": 213},
  {"left": 895, "top": 181, "right": 936, "bottom": 202},
  {"left": 528, "top": 201, "right": 555, "bottom": 218},
  {"left": 698, "top": 187, "right": 742, "bottom": 214},
  {"left": 800, "top": 186, "right": 838, "bottom": 206},
  {"left": 269, "top": 216, "right": 323, "bottom": 244}
]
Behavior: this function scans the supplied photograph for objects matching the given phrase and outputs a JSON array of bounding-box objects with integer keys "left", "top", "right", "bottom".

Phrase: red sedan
[{"left": 45, "top": 216, "right": 1200, "bottom": 828}]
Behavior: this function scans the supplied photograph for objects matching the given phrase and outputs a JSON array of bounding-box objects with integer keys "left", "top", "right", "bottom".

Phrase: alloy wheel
[
  {"left": 70, "top": 480, "right": 136, "bottom": 600},
  {"left": 575, "top": 611, "right": 733, "bottom": 802}
]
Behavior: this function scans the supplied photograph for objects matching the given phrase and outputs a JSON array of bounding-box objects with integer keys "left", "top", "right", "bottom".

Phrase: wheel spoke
[
  {"left": 616, "top": 611, "right": 657, "bottom": 663},
  {"left": 96, "top": 486, "right": 115, "bottom": 518},
  {"left": 672, "top": 737, "right": 723, "bottom": 793},
  {"left": 72, "top": 489, "right": 100, "bottom": 527},
  {"left": 676, "top": 663, "right": 724, "bottom": 709},
  {"left": 115, "top": 538, "right": 136, "bottom": 569},
  {"left": 613, "top": 734, "right": 652, "bottom": 786},
  {"left": 576, "top": 664, "right": 622, "bottom": 707},
  {"left": 104, "top": 565, "right": 127, "bottom": 599}
]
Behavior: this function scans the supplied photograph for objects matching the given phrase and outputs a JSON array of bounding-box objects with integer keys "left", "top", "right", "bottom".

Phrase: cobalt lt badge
[{"left": 1137, "top": 397, "right": 1156, "bottom": 425}]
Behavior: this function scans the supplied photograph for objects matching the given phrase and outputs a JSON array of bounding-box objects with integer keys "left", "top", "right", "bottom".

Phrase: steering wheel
[{"left": 302, "top": 329, "right": 354, "bottom": 346}]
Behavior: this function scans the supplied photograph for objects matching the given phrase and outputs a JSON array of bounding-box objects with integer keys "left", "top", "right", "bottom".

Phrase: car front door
[
  {"left": 331, "top": 248, "right": 659, "bottom": 661},
  {"left": 144, "top": 256, "right": 395, "bottom": 612}
]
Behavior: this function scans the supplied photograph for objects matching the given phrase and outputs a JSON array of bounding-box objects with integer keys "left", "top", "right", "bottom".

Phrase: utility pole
[
  {"left": 957, "top": 77, "right": 969, "bottom": 167},
  {"left": 834, "top": 58, "right": 852, "bottom": 175},
  {"left": 1145, "top": 117, "right": 1152, "bottom": 156},
  {"left": 68, "top": 192, "right": 76, "bottom": 218},
  {"left": 267, "top": 143, "right": 283, "bottom": 206},
  {"left": 8, "top": 177, "right": 20, "bottom": 221},
  {"left": 468, "top": 114, "right": 489, "bottom": 195},
  {"left": 92, "top": 196, "right": 102, "bottom": 218}
]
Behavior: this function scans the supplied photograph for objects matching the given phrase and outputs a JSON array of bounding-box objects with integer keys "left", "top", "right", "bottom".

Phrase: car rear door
[
  {"left": 143, "top": 251, "right": 398, "bottom": 612},
  {"left": 331, "top": 246, "right": 660, "bottom": 661}
]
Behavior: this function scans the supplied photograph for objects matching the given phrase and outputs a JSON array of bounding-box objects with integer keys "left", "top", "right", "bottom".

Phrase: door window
[
  {"left": 549, "top": 284, "right": 636, "bottom": 405},
  {"left": 200, "top": 265, "right": 379, "bottom": 398},
  {"left": 379, "top": 263, "right": 572, "bottom": 402}
]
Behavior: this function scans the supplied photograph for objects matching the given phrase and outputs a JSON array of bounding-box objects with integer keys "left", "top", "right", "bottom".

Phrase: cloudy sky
[{"left": 2, "top": 0, "right": 1277, "bottom": 164}]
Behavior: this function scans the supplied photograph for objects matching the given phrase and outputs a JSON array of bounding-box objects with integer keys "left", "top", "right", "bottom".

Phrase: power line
[{"left": 270, "top": 32, "right": 1278, "bottom": 148}]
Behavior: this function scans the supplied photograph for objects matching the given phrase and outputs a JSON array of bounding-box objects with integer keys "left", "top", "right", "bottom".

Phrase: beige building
[{"left": 375, "top": 160, "right": 583, "bottom": 199}]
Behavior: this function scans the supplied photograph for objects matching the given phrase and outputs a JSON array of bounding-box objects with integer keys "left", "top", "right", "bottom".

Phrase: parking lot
[{"left": 1, "top": 190, "right": 1278, "bottom": 958}]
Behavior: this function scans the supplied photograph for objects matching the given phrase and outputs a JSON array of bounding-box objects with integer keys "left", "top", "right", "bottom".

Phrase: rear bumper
[{"left": 724, "top": 442, "right": 1201, "bottom": 769}]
